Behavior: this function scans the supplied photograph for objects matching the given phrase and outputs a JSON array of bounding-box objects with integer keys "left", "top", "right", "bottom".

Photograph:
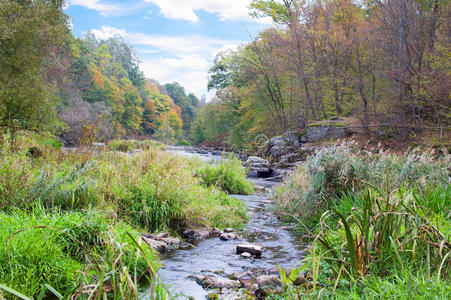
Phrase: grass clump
[
  {"left": 197, "top": 156, "right": 254, "bottom": 195},
  {"left": 272, "top": 146, "right": 450, "bottom": 299}
]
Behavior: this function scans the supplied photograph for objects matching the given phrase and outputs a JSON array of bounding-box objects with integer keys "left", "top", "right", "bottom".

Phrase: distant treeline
[
  {"left": 0, "top": 0, "right": 200, "bottom": 146},
  {"left": 194, "top": 0, "right": 450, "bottom": 148}
]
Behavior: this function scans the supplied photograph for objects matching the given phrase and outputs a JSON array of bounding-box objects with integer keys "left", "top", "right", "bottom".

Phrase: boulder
[
  {"left": 224, "top": 228, "right": 234, "bottom": 233},
  {"left": 211, "top": 228, "right": 223, "bottom": 237},
  {"left": 194, "top": 275, "right": 238, "bottom": 289},
  {"left": 236, "top": 243, "right": 263, "bottom": 257},
  {"left": 244, "top": 156, "right": 272, "bottom": 178},
  {"left": 142, "top": 237, "right": 168, "bottom": 253},
  {"left": 265, "top": 130, "right": 302, "bottom": 160},
  {"left": 236, "top": 271, "right": 258, "bottom": 290}
]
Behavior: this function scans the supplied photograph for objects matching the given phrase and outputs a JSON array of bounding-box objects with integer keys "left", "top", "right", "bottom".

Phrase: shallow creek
[{"left": 154, "top": 149, "right": 305, "bottom": 299}]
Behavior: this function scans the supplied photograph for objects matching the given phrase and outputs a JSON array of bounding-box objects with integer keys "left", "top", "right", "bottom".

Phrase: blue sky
[{"left": 64, "top": 0, "right": 272, "bottom": 99}]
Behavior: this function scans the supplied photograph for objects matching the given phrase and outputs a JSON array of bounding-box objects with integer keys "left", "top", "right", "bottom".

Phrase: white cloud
[
  {"left": 91, "top": 26, "right": 126, "bottom": 39},
  {"left": 91, "top": 26, "right": 243, "bottom": 97},
  {"left": 145, "top": 0, "right": 272, "bottom": 23},
  {"left": 69, "top": 0, "right": 147, "bottom": 16}
]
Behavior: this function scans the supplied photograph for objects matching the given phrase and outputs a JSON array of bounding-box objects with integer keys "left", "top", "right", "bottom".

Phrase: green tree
[{"left": 0, "top": 0, "right": 69, "bottom": 148}]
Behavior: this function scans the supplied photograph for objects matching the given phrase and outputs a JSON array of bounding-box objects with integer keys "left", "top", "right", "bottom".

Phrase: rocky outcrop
[
  {"left": 302, "top": 121, "right": 349, "bottom": 143},
  {"left": 263, "top": 119, "right": 352, "bottom": 168}
]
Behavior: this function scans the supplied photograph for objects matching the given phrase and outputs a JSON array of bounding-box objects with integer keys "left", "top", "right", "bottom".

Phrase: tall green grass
[
  {"left": 273, "top": 146, "right": 449, "bottom": 229},
  {"left": 272, "top": 147, "right": 450, "bottom": 299},
  {"left": 0, "top": 148, "right": 247, "bottom": 232},
  {"left": 197, "top": 156, "right": 254, "bottom": 195},
  {"left": 0, "top": 206, "right": 159, "bottom": 298}
]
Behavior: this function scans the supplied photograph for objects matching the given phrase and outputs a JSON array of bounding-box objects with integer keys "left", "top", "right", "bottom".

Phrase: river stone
[
  {"left": 236, "top": 243, "right": 263, "bottom": 257},
  {"left": 219, "top": 232, "right": 239, "bottom": 241},
  {"left": 244, "top": 156, "right": 271, "bottom": 178},
  {"left": 142, "top": 237, "right": 168, "bottom": 253},
  {"left": 224, "top": 228, "right": 234, "bottom": 233},
  {"left": 183, "top": 228, "right": 210, "bottom": 241},
  {"left": 162, "top": 237, "right": 180, "bottom": 246},
  {"left": 241, "top": 252, "right": 252, "bottom": 258},
  {"left": 255, "top": 275, "right": 284, "bottom": 298},
  {"left": 236, "top": 271, "right": 258, "bottom": 290},
  {"left": 195, "top": 275, "right": 238, "bottom": 289},
  {"left": 211, "top": 228, "right": 222, "bottom": 237}
]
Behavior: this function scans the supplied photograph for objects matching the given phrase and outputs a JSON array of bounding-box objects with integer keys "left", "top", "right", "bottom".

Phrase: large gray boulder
[{"left": 243, "top": 156, "right": 272, "bottom": 178}]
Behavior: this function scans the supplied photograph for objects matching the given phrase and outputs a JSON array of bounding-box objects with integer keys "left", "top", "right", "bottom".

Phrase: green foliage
[
  {"left": 0, "top": 0, "right": 69, "bottom": 146},
  {"left": 197, "top": 156, "right": 254, "bottom": 195},
  {"left": 192, "top": 101, "right": 233, "bottom": 146},
  {"left": 0, "top": 143, "right": 248, "bottom": 298}
]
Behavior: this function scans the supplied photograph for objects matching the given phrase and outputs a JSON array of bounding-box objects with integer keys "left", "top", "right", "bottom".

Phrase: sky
[{"left": 64, "top": 0, "right": 273, "bottom": 99}]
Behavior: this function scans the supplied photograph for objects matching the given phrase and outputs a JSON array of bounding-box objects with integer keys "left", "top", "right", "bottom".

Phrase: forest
[
  {"left": 1, "top": 0, "right": 199, "bottom": 148},
  {"left": 194, "top": 0, "right": 450, "bottom": 149}
]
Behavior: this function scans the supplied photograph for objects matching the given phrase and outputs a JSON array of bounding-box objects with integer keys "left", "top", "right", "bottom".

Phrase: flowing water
[{"left": 155, "top": 149, "right": 305, "bottom": 299}]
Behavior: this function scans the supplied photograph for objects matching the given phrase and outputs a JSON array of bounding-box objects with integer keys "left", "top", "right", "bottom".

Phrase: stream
[{"left": 154, "top": 149, "right": 305, "bottom": 299}]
